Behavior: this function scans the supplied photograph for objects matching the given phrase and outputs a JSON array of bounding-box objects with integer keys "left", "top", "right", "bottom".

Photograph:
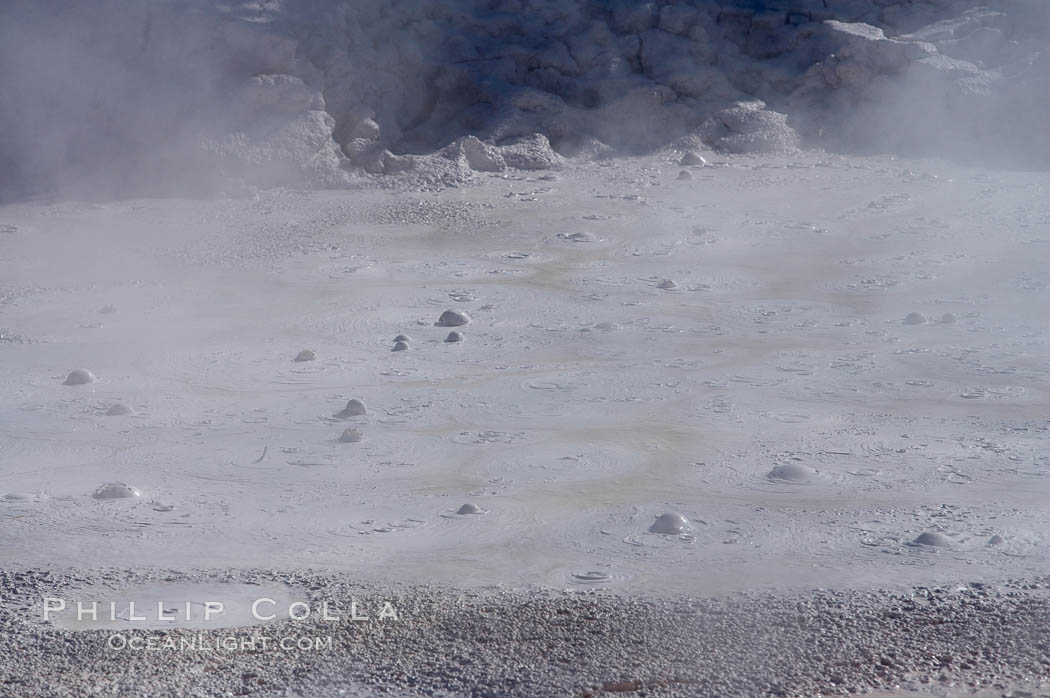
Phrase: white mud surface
[{"left": 1, "top": 153, "right": 1048, "bottom": 595}]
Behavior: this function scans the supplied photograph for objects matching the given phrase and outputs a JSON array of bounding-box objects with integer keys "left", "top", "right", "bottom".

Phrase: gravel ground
[{"left": 2, "top": 569, "right": 1050, "bottom": 697}]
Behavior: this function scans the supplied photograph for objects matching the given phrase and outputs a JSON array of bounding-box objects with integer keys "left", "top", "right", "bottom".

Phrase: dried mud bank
[{"left": 2, "top": 568, "right": 1050, "bottom": 698}]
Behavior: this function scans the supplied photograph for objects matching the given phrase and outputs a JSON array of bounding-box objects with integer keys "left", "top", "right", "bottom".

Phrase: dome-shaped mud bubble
[
  {"left": 391, "top": 340, "right": 410, "bottom": 352},
  {"left": 649, "top": 511, "right": 692, "bottom": 535},
  {"left": 338, "top": 427, "right": 364, "bottom": 443},
  {"left": 455, "top": 503, "right": 485, "bottom": 515},
  {"left": 768, "top": 463, "right": 817, "bottom": 483},
  {"left": 676, "top": 170, "right": 693, "bottom": 181},
  {"left": 679, "top": 152, "right": 707, "bottom": 166},
  {"left": 294, "top": 349, "right": 316, "bottom": 362},
  {"left": 335, "top": 398, "right": 367, "bottom": 418},
  {"left": 393, "top": 334, "right": 413, "bottom": 343},
  {"left": 92, "top": 482, "right": 141, "bottom": 500},
  {"left": 903, "top": 312, "right": 927, "bottom": 325},
  {"left": 436, "top": 309, "right": 471, "bottom": 327},
  {"left": 63, "top": 369, "right": 96, "bottom": 386},
  {"left": 105, "top": 403, "right": 134, "bottom": 416},
  {"left": 444, "top": 331, "right": 464, "bottom": 343},
  {"left": 911, "top": 531, "right": 953, "bottom": 547}
]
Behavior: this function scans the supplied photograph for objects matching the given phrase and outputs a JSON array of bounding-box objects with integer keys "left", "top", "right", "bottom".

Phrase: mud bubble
[
  {"left": 680, "top": 152, "right": 707, "bottom": 166},
  {"left": 335, "top": 399, "right": 367, "bottom": 418},
  {"left": 436, "top": 310, "right": 471, "bottom": 327},
  {"left": 92, "top": 482, "right": 141, "bottom": 499},
  {"left": 63, "top": 369, "right": 96, "bottom": 386},
  {"left": 649, "top": 511, "right": 692, "bottom": 535},
  {"left": 903, "top": 312, "right": 927, "bottom": 325},
  {"left": 911, "top": 531, "right": 953, "bottom": 547}
]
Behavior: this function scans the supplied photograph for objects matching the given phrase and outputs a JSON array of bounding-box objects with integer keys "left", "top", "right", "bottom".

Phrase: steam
[{"left": 1, "top": 0, "right": 1048, "bottom": 201}]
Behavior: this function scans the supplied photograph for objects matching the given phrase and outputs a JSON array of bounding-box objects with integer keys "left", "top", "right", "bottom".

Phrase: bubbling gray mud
[
  {"left": 2, "top": 139, "right": 1050, "bottom": 598},
  {"left": 391, "top": 341, "right": 410, "bottom": 352},
  {"left": 444, "top": 331, "right": 464, "bottom": 343},
  {"left": 455, "top": 503, "right": 486, "bottom": 515},
  {"left": 104, "top": 403, "right": 133, "bottom": 416},
  {"left": 62, "top": 369, "right": 95, "bottom": 386},
  {"left": 91, "top": 483, "right": 140, "bottom": 500},
  {"left": 294, "top": 349, "right": 317, "bottom": 362},
  {"left": 436, "top": 309, "right": 471, "bottom": 327}
]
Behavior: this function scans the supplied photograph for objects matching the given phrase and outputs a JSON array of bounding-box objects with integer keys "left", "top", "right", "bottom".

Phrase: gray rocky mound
[{"left": 2, "top": 0, "right": 1047, "bottom": 200}]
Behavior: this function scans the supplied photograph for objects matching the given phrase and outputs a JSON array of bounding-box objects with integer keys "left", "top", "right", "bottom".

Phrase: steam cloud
[{"left": 1, "top": 0, "right": 1047, "bottom": 201}]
